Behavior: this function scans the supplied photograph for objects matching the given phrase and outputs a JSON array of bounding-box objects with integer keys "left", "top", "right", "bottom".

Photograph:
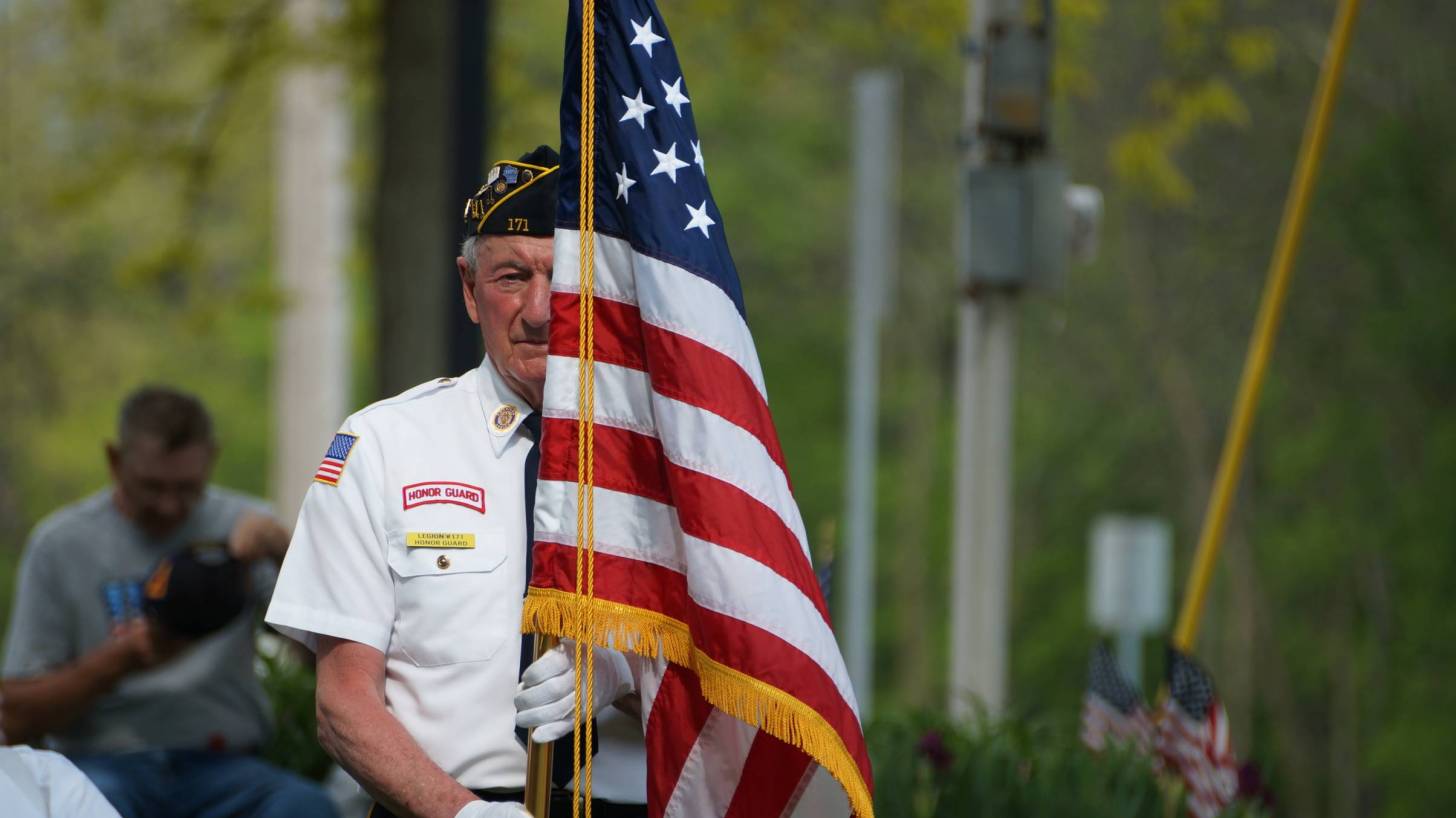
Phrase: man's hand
[
  {"left": 514, "top": 642, "right": 633, "bottom": 743},
  {"left": 227, "top": 511, "right": 289, "bottom": 563},
  {"left": 113, "top": 617, "right": 191, "bottom": 670},
  {"left": 0, "top": 618, "right": 190, "bottom": 744}
]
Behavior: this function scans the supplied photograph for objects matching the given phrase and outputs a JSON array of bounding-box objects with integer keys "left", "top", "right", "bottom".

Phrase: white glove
[
  {"left": 514, "top": 641, "right": 633, "bottom": 743},
  {"left": 454, "top": 800, "right": 532, "bottom": 818}
]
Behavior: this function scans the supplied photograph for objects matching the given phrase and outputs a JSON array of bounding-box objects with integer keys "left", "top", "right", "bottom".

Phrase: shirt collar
[{"left": 474, "top": 358, "right": 535, "bottom": 457}]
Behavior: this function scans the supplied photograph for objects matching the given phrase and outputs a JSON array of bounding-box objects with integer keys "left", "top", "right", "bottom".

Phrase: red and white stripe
[
  {"left": 314, "top": 458, "right": 345, "bottom": 484},
  {"left": 1079, "top": 693, "right": 1155, "bottom": 756},
  {"left": 1157, "top": 698, "right": 1238, "bottom": 818},
  {"left": 532, "top": 230, "right": 871, "bottom": 817}
]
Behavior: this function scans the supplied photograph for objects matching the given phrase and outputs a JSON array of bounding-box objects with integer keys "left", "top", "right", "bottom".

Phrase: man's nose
[{"left": 522, "top": 273, "right": 552, "bottom": 328}]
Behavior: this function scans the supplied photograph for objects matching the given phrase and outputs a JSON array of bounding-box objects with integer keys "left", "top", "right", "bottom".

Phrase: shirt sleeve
[
  {"left": 2, "top": 528, "right": 75, "bottom": 677},
  {"left": 265, "top": 422, "right": 395, "bottom": 654},
  {"left": 13, "top": 746, "right": 124, "bottom": 818}
]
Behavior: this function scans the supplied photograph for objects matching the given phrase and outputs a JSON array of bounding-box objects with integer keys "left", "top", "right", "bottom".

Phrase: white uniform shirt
[
  {"left": 0, "top": 746, "right": 123, "bottom": 818},
  {"left": 267, "top": 363, "right": 539, "bottom": 790}
]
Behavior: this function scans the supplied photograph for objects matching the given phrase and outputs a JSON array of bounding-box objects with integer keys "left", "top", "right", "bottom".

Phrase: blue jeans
[{"left": 69, "top": 750, "right": 338, "bottom": 818}]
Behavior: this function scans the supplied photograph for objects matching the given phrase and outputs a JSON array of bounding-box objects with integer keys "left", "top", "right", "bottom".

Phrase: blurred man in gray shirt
[{"left": 1, "top": 385, "right": 336, "bottom": 818}]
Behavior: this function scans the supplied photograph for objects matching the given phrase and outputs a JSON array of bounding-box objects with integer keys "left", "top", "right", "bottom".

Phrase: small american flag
[
  {"left": 524, "top": 0, "right": 873, "bottom": 815},
  {"left": 313, "top": 433, "right": 358, "bottom": 486},
  {"left": 1080, "top": 642, "right": 1155, "bottom": 755},
  {"left": 1158, "top": 646, "right": 1239, "bottom": 818}
]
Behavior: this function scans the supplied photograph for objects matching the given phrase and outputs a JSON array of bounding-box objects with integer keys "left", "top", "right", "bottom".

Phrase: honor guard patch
[
  {"left": 402, "top": 481, "right": 486, "bottom": 514},
  {"left": 314, "top": 433, "right": 359, "bottom": 486}
]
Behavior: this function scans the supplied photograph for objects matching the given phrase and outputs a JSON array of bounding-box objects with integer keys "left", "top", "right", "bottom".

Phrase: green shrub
[
  {"left": 867, "top": 710, "right": 1268, "bottom": 818},
  {"left": 258, "top": 648, "right": 333, "bottom": 782}
]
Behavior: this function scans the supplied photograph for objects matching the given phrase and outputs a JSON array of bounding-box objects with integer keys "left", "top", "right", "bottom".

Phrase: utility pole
[
  {"left": 950, "top": 0, "right": 1093, "bottom": 717},
  {"left": 272, "top": 0, "right": 352, "bottom": 525},
  {"left": 840, "top": 69, "right": 900, "bottom": 721}
]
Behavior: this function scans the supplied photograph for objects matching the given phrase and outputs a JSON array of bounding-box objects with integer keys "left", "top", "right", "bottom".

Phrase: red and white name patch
[{"left": 401, "top": 481, "right": 486, "bottom": 514}]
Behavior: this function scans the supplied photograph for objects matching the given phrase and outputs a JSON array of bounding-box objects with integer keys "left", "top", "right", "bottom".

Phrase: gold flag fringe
[{"left": 524, "top": 588, "right": 875, "bottom": 818}]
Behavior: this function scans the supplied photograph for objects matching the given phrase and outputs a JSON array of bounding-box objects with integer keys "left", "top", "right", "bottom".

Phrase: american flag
[
  {"left": 1157, "top": 646, "right": 1239, "bottom": 818},
  {"left": 313, "top": 433, "right": 357, "bottom": 486},
  {"left": 1079, "top": 642, "right": 1155, "bottom": 755},
  {"left": 523, "top": 1, "right": 873, "bottom": 816}
]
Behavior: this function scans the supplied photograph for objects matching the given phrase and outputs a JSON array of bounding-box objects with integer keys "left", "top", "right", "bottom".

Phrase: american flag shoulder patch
[{"left": 314, "top": 433, "right": 359, "bottom": 486}]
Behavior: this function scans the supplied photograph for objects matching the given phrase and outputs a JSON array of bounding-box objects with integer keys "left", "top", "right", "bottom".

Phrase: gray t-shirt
[{"left": 2, "top": 487, "right": 277, "bottom": 755}]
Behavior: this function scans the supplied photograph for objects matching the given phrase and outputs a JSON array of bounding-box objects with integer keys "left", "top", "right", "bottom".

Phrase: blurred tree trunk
[
  {"left": 273, "top": 0, "right": 353, "bottom": 525},
  {"left": 372, "top": 0, "right": 453, "bottom": 396},
  {"left": 373, "top": 0, "right": 490, "bottom": 396}
]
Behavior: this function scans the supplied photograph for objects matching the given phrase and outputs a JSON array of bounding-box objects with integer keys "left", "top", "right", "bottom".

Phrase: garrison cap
[
  {"left": 143, "top": 541, "right": 251, "bottom": 638},
  {"left": 463, "top": 145, "right": 560, "bottom": 238}
]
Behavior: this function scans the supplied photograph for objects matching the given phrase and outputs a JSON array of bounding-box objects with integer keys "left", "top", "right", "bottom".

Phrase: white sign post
[{"left": 1088, "top": 515, "right": 1172, "bottom": 688}]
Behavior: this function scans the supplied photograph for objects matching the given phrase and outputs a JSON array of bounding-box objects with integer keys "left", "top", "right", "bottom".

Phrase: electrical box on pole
[
  {"left": 964, "top": 159, "right": 1068, "bottom": 290},
  {"left": 982, "top": 17, "right": 1052, "bottom": 146}
]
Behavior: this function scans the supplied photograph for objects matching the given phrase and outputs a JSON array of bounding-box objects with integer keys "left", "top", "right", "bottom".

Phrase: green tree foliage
[
  {"left": 0, "top": 0, "right": 374, "bottom": 594},
  {"left": 1, "top": 0, "right": 278, "bottom": 585}
]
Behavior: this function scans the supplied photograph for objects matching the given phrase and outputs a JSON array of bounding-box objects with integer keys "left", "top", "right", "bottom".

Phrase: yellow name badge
[{"left": 406, "top": 532, "right": 477, "bottom": 549}]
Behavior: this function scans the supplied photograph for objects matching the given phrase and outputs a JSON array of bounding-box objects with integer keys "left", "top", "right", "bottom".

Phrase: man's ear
[
  {"left": 457, "top": 256, "right": 482, "bottom": 325},
  {"left": 105, "top": 442, "right": 122, "bottom": 479}
]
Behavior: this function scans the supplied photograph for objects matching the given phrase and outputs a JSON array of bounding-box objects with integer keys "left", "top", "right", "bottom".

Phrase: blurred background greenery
[{"left": 1, "top": 1, "right": 1453, "bottom": 815}]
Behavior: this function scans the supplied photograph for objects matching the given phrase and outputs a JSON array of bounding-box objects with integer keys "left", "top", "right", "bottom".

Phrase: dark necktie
[{"left": 517, "top": 413, "right": 594, "bottom": 786}]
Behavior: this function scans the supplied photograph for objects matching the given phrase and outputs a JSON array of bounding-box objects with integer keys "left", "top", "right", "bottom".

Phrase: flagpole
[
  {"left": 523, "top": 635, "right": 560, "bottom": 817},
  {"left": 1171, "top": 0, "right": 1362, "bottom": 651}
]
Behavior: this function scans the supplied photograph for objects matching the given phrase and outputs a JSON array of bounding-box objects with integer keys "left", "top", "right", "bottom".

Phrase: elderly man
[
  {"left": 1, "top": 385, "right": 337, "bottom": 818},
  {"left": 265, "top": 146, "right": 646, "bottom": 818}
]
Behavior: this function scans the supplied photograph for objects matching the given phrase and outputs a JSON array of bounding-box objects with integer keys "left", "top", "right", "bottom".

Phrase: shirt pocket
[{"left": 386, "top": 531, "right": 518, "bottom": 667}]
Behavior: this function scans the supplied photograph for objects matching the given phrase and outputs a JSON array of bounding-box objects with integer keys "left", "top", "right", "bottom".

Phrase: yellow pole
[
  {"left": 1171, "top": 0, "right": 1363, "bottom": 651},
  {"left": 523, "top": 635, "right": 561, "bottom": 817}
]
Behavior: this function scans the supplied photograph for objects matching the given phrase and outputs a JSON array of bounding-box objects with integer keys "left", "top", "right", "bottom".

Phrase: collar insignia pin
[{"left": 492, "top": 404, "right": 519, "bottom": 432}]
